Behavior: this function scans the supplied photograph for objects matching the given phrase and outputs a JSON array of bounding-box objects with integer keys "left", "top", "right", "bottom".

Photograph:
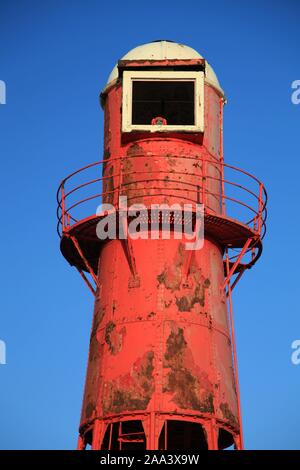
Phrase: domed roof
[{"left": 103, "top": 40, "right": 224, "bottom": 96}]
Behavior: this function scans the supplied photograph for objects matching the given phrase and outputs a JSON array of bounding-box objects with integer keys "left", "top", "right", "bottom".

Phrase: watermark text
[
  {"left": 96, "top": 197, "right": 204, "bottom": 251},
  {"left": 291, "top": 339, "right": 300, "bottom": 365},
  {"left": 291, "top": 80, "right": 300, "bottom": 105},
  {"left": 0, "top": 80, "right": 6, "bottom": 104},
  {"left": 0, "top": 339, "right": 6, "bottom": 365}
]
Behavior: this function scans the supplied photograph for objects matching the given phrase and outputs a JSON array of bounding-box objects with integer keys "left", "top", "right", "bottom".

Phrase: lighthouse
[{"left": 57, "top": 40, "right": 267, "bottom": 450}]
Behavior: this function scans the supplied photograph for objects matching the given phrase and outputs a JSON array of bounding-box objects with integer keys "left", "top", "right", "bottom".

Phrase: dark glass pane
[{"left": 132, "top": 81, "right": 195, "bottom": 125}]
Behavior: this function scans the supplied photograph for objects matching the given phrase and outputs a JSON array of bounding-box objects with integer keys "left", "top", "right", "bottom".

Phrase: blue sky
[{"left": 0, "top": 0, "right": 299, "bottom": 450}]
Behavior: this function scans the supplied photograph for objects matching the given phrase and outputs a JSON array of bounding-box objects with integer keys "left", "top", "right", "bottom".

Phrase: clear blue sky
[{"left": 0, "top": 0, "right": 299, "bottom": 450}]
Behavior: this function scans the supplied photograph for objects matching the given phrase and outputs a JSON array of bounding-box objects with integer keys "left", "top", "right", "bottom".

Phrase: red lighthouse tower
[{"left": 57, "top": 40, "right": 267, "bottom": 450}]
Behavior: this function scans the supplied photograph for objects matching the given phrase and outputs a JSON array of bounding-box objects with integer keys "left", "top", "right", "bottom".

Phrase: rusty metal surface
[
  {"left": 57, "top": 46, "right": 267, "bottom": 450},
  {"left": 118, "top": 58, "right": 205, "bottom": 69},
  {"left": 78, "top": 236, "right": 241, "bottom": 444}
]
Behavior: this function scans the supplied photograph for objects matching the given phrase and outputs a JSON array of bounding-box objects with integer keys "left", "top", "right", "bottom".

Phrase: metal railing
[{"left": 56, "top": 154, "right": 267, "bottom": 240}]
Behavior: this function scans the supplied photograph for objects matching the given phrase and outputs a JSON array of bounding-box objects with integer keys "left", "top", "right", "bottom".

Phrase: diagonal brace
[
  {"left": 222, "top": 237, "right": 253, "bottom": 290},
  {"left": 70, "top": 235, "right": 99, "bottom": 289}
]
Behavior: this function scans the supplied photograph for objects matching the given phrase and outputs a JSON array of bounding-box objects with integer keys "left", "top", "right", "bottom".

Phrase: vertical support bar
[
  {"left": 119, "top": 422, "right": 122, "bottom": 450},
  {"left": 77, "top": 434, "right": 85, "bottom": 450},
  {"left": 234, "top": 433, "right": 243, "bottom": 450},
  {"left": 92, "top": 419, "right": 102, "bottom": 450},
  {"left": 147, "top": 412, "right": 157, "bottom": 450},
  {"left": 108, "top": 423, "right": 113, "bottom": 451},
  {"left": 204, "top": 420, "right": 218, "bottom": 450},
  {"left": 225, "top": 249, "right": 244, "bottom": 450},
  {"left": 211, "top": 420, "right": 218, "bottom": 450},
  {"left": 164, "top": 421, "right": 168, "bottom": 451},
  {"left": 219, "top": 98, "right": 226, "bottom": 216}
]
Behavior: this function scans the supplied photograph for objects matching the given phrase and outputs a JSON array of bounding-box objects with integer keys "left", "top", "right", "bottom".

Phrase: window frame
[{"left": 122, "top": 70, "right": 204, "bottom": 133}]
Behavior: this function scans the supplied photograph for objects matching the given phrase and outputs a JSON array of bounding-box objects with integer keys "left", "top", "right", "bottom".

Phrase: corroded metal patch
[
  {"left": 102, "top": 351, "right": 154, "bottom": 414},
  {"left": 220, "top": 402, "right": 238, "bottom": 428},
  {"left": 157, "top": 243, "right": 211, "bottom": 311},
  {"left": 103, "top": 165, "right": 114, "bottom": 204},
  {"left": 105, "top": 321, "right": 126, "bottom": 355},
  {"left": 163, "top": 325, "right": 214, "bottom": 413}
]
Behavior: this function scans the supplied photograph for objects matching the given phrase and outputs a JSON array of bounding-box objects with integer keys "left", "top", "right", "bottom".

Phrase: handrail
[{"left": 56, "top": 154, "right": 267, "bottom": 241}]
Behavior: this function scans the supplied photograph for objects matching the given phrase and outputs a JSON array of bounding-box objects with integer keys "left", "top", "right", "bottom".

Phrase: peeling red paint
[
  {"left": 102, "top": 351, "right": 154, "bottom": 414},
  {"left": 57, "top": 43, "right": 267, "bottom": 450},
  {"left": 163, "top": 325, "right": 214, "bottom": 413},
  {"left": 105, "top": 321, "right": 126, "bottom": 355}
]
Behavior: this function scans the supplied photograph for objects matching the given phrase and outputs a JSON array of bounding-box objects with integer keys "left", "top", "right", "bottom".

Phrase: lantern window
[{"left": 122, "top": 71, "right": 204, "bottom": 133}]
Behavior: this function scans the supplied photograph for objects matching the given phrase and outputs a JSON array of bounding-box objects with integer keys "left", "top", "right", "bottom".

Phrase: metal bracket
[
  {"left": 119, "top": 214, "right": 139, "bottom": 285},
  {"left": 77, "top": 268, "right": 97, "bottom": 296},
  {"left": 182, "top": 249, "right": 194, "bottom": 285},
  {"left": 69, "top": 234, "right": 99, "bottom": 295},
  {"left": 222, "top": 237, "right": 253, "bottom": 291}
]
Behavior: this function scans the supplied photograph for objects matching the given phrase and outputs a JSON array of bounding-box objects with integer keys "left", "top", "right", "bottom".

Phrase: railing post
[
  {"left": 225, "top": 248, "right": 244, "bottom": 450},
  {"left": 257, "top": 183, "right": 263, "bottom": 235},
  {"left": 220, "top": 160, "right": 226, "bottom": 216},
  {"left": 61, "top": 183, "right": 65, "bottom": 233},
  {"left": 219, "top": 98, "right": 226, "bottom": 216}
]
